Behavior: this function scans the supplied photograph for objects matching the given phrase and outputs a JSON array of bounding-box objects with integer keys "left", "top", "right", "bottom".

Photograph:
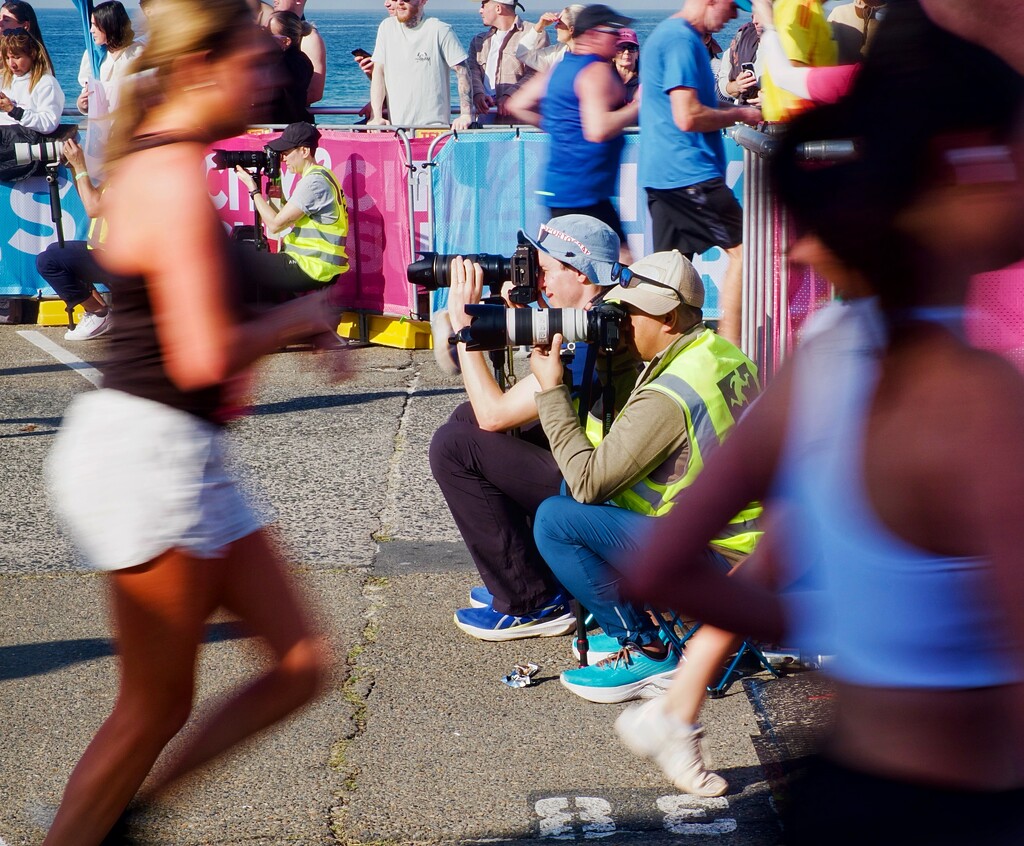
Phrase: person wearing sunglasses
[
  {"left": 466, "top": 0, "right": 547, "bottom": 125},
  {"left": 613, "top": 27, "right": 639, "bottom": 103},
  {"left": 528, "top": 249, "right": 762, "bottom": 705}
]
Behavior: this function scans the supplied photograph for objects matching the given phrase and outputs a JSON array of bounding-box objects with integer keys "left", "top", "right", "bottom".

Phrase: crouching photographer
[
  {"left": 231, "top": 121, "right": 348, "bottom": 304},
  {"left": 528, "top": 251, "right": 763, "bottom": 705},
  {"left": 428, "top": 214, "right": 641, "bottom": 642}
]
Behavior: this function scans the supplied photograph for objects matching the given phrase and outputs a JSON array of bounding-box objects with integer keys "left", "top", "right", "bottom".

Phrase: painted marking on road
[
  {"left": 536, "top": 795, "right": 737, "bottom": 839},
  {"left": 17, "top": 330, "right": 103, "bottom": 387}
]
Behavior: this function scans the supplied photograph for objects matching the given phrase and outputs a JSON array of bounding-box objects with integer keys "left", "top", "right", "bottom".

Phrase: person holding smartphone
[{"left": 718, "top": 7, "right": 764, "bottom": 106}]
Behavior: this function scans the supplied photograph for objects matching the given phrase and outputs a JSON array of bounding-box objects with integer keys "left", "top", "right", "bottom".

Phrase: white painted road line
[{"left": 17, "top": 330, "right": 103, "bottom": 387}]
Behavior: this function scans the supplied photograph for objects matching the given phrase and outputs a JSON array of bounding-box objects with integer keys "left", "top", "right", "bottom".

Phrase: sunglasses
[
  {"left": 611, "top": 263, "right": 681, "bottom": 301},
  {"left": 617, "top": 44, "right": 638, "bottom": 53}
]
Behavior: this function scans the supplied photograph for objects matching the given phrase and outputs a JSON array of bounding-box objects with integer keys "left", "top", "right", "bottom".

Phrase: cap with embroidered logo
[{"left": 521, "top": 214, "right": 621, "bottom": 287}]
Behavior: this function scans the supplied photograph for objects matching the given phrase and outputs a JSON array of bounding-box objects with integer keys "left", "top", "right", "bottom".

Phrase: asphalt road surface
[{"left": 0, "top": 326, "right": 831, "bottom": 846}]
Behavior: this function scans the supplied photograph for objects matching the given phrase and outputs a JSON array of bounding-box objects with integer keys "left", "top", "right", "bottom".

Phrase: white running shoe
[
  {"left": 615, "top": 698, "right": 729, "bottom": 797},
  {"left": 64, "top": 310, "right": 112, "bottom": 341}
]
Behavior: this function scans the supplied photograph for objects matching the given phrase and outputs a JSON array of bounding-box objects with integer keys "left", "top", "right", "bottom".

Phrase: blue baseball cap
[{"left": 521, "top": 215, "right": 621, "bottom": 287}]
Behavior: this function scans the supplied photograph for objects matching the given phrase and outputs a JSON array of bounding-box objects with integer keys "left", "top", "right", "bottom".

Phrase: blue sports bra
[{"left": 776, "top": 299, "right": 1023, "bottom": 689}]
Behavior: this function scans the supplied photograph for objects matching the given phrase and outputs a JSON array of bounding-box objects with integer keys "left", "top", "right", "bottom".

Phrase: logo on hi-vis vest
[{"left": 718, "top": 363, "right": 758, "bottom": 414}]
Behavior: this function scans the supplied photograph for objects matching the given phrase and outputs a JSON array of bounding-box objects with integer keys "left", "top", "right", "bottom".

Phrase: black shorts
[
  {"left": 646, "top": 178, "right": 742, "bottom": 257},
  {"left": 782, "top": 756, "right": 1024, "bottom": 846},
  {"left": 548, "top": 198, "right": 627, "bottom": 245}
]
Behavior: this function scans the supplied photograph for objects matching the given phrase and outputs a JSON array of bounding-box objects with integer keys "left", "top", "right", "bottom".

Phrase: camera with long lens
[
  {"left": 407, "top": 232, "right": 541, "bottom": 305},
  {"left": 14, "top": 139, "right": 63, "bottom": 167},
  {"left": 451, "top": 301, "right": 627, "bottom": 353},
  {"left": 211, "top": 146, "right": 281, "bottom": 180}
]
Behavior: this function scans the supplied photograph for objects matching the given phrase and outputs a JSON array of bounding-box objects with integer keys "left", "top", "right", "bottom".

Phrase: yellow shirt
[{"left": 760, "top": 0, "right": 838, "bottom": 122}]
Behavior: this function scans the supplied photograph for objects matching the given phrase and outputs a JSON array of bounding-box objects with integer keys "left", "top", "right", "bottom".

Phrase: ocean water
[{"left": 36, "top": 7, "right": 744, "bottom": 123}]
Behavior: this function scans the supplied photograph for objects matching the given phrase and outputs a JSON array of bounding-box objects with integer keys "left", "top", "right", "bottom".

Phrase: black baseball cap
[
  {"left": 266, "top": 122, "right": 321, "bottom": 152},
  {"left": 572, "top": 4, "right": 632, "bottom": 36}
]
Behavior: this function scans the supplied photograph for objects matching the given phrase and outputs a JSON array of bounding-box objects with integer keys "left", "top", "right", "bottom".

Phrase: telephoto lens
[
  {"left": 451, "top": 304, "right": 589, "bottom": 351},
  {"left": 406, "top": 253, "right": 511, "bottom": 290},
  {"left": 14, "top": 139, "right": 62, "bottom": 166}
]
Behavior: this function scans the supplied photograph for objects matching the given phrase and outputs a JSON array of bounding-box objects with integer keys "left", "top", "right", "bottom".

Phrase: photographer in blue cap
[
  {"left": 429, "top": 214, "right": 640, "bottom": 641},
  {"left": 234, "top": 121, "right": 349, "bottom": 299}
]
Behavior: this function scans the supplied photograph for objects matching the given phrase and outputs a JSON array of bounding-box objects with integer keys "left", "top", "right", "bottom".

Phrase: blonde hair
[
  {"left": 106, "top": 0, "right": 252, "bottom": 164},
  {"left": 0, "top": 32, "right": 51, "bottom": 91},
  {"left": 562, "top": 4, "right": 585, "bottom": 33}
]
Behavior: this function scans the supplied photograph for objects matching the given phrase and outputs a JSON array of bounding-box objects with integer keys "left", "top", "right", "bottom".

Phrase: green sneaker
[{"left": 561, "top": 644, "right": 678, "bottom": 704}]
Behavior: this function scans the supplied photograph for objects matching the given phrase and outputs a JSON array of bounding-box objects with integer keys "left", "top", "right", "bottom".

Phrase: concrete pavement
[{"left": 0, "top": 325, "right": 824, "bottom": 845}]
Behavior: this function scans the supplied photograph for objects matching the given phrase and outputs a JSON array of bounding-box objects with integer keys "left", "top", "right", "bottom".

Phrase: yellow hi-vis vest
[
  {"left": 612, "top": 328, "right": 762, "bottom": 555},
  {"left": 283, "top": 164, "right": 349, "bottom": 283},
  {"left": 87, "top": 186, "right": 108, "bottom": 250}
]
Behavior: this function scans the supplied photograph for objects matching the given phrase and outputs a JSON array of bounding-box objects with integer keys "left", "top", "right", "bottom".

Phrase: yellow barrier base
[
  {"left": 338, "top": 312, "right": 432, "bottom": 350},
  {"left": 35, "top": 301, "right": 432, "bottom": 351},
  {"left": 37, "top": 300, "right": 81, "bottom": 326}
]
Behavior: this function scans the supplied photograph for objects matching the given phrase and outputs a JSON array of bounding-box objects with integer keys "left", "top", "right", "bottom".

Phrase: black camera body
[
  {"left": 211, "top": 146, "right": 281, "bottom": 180},
  {"left": 452, "top": 300, "right": 628, "bottom": 354},
  {"left": 407, "top": 232, "right": 541, "bottom": 305}
]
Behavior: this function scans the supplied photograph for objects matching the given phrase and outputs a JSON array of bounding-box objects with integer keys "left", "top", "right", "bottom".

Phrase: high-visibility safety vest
[
  {"left": 87, "top": 185, "right": 108, "bottom": 250},
  {"left": 612, "top": 328, "right": 762, "bottom": 555},
  {"left": 282, "top": 164, "right": 349, "bottom": 283}
]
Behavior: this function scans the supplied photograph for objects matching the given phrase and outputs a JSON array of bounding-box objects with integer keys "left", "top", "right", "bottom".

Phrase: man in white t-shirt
[{"left": 368, "top": 0, "right": 474, "bottom": 129}]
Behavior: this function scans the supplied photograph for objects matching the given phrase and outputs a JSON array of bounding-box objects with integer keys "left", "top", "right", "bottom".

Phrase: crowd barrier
[{"left": 0, "top": 126, "right": 746, "bottom": 341}]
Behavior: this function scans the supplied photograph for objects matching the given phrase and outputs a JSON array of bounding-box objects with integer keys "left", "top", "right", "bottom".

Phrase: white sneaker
[
  {"left": 615, "top": 698, "right": 729, "bottom": 797},
  {"left": 64, "top": 310, "right": 112, "bottom": 341}
]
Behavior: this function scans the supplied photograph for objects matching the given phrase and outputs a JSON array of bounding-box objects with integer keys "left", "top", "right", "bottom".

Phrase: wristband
[
  {"left": 74, "top": 171, "right": 90, "bottom": 182},
  {"left": 249, "top": 188, "right": 260, "bottom": 198}
]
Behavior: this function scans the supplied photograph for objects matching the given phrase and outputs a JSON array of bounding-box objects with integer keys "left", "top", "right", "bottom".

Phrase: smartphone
[
  {"left": 352, "top": 48, "right": 371, "bottom": 59},
  {"left": 740, "top": 62, "right": 756, "bottom": 76}
]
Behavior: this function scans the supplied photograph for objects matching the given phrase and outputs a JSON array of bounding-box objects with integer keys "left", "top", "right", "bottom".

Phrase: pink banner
[{"left": 205, "top": 129, "right": 419, "bottom": 317}]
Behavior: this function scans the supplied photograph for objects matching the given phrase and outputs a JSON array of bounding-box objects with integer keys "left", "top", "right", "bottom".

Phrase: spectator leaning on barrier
[
  {"left": 35, "top": 137, "right": 113, "bottom": 341},
  {"left": 718, "top": 9, "right": 764, "bottom": 106},
  {"left": 467, "top": 0, "right": 547, "bottom": 125},
  {"left": 369, "top": 0, "right": 473, "bottom": 130},
  {"left": 515, "top": 3, "right": 582, "bottom": 72},
  {"left": 234, "top": 122, "right": 349, "bottom": 299},
  {"left": 272, "top": 0, "right": 327, "bottom": 105},
  {"left": 508, "top": 4, "right": 638, "bottom": 264},
  {"left": 529, "top": 250, "right": 761, "bottom": 704},
  {"left": 758, "top": 0, "right": 837, "bottom": 121},
  {"left": 429, "top": 214, "right": 640, "bottom": 642},
  {"left": 638, "top": 0, "right": 760, "bottom": 347}
]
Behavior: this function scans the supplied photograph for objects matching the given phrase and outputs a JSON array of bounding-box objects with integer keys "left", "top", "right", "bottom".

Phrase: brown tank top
[{"left": 100, "top": 132, "right": 231, "bottom": 424}]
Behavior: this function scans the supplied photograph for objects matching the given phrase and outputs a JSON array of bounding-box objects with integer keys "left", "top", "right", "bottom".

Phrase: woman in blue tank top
[{"left": 622, "top": 4, "right": 1024, "bottom": 843}]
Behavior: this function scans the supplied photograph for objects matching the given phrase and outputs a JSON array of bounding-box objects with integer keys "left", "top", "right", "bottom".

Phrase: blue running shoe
[
  {"left": 561, "top": 644, "right": 679, "bottom": 703},
  {"left": 469, "top": 585, "right": 494, "bottom": 609},
  {"left": 454, "top": 595, "right": 575, "bottom": 641}
]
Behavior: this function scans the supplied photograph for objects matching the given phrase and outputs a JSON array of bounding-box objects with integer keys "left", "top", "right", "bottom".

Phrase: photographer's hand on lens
[
  {"left": 447, "top": 257, "right": 485, "bottom": 333},
  {"left": 63, "top": 138, "right": 86, "bottom": 171},
  {"left": 530, "top": 331, "right": 565, "bottom": 391}
]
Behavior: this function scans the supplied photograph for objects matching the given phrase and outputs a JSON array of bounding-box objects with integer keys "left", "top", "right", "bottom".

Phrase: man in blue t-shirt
[{"left": 639, "top": 0, "right": 760, "bottom": 344}]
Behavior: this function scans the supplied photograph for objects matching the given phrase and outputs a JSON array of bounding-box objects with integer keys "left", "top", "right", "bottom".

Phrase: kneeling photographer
[
  {"left": 232, "top": 121, "right": 348, "bottom": 302},
  {"left": 528, "top": 251, "right": 762, "bottom": 704},
  {"left": 429, "top": 214, "right": 640, "bottom": 642}
]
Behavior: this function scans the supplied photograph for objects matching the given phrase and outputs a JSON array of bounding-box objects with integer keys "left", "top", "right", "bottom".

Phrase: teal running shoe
[{"left": 561, "top": 644, "right": 679, "bottom": 703}]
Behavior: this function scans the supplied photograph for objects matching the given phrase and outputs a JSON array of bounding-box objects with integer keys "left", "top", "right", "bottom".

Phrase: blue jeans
[{"left": 533, "top": 495, "right": 662, "bottom": 647}]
